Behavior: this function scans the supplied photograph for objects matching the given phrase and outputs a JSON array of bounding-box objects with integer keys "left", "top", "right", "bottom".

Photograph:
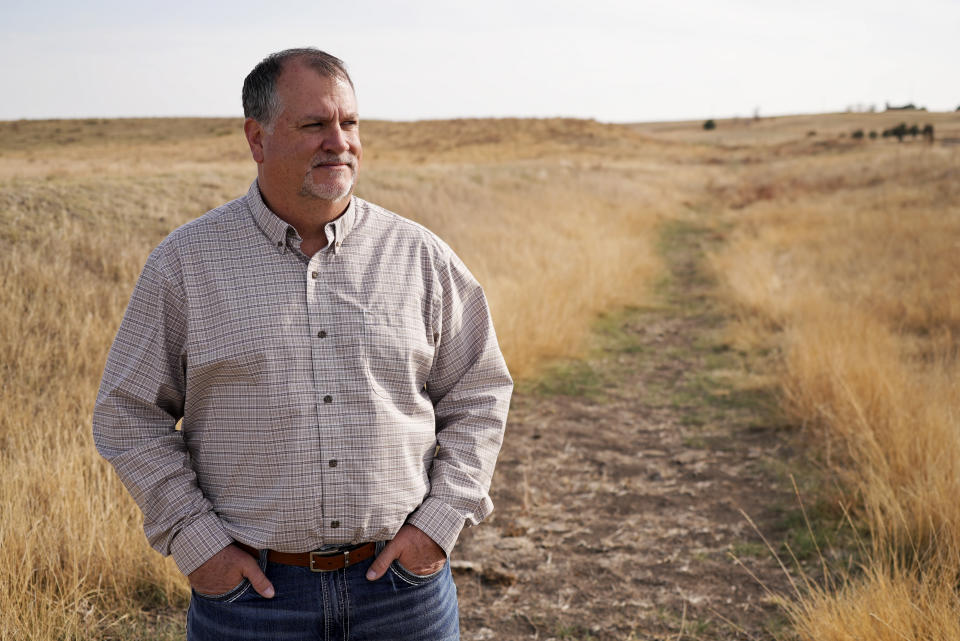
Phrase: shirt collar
[
  {"left": 247, "top": 180, "right": 293, "bottom": 251},
  {"left": 246, "top": 180, "right": 358, "bottom": 254}
]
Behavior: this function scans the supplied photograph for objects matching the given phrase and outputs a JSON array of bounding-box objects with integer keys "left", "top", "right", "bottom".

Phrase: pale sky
[{"left": 3, "top": 0, "right": 957, "bottom": 122}]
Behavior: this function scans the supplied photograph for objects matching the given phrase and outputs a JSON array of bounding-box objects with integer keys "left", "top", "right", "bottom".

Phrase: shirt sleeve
[
  {"left": 405, "top": 249, "right": 513, "bottom": 555},
  {"left": 92, "top": 245, "right": 232, "bottom": 576}
]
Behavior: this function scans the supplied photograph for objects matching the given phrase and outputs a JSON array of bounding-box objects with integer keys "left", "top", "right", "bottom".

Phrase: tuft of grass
[
  {"left": 554, "top": 623, "right": 598, "bottom": 641},
  {"left": 773, "top": 497, "right": 849, "bottom": 563},
  {"left": 529, "top": 359, "right": 610, "bottom": 400},
  {"left": 730, "top": 541, "right": 768, "bottom": 558}
]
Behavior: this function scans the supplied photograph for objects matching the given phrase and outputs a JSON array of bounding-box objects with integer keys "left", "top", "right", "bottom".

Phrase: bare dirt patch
[{"left": 453, "top": 221, "right": 809, "bottom": 640}]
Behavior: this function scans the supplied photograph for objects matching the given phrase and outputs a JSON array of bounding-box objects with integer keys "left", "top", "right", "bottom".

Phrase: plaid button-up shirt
[{"left": 93, "top": 181, "right": 512, "bottom": 575}]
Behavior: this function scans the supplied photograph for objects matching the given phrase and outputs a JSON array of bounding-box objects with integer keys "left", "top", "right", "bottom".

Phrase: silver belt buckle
[{"left": 309, "top": 549, "right": 350, "bottom": 572}]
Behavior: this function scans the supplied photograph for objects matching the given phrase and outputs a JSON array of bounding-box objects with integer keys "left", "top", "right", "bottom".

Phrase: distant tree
[
  {"left": 892, "top": 122, "right": 908, "bottom": 142},
  {"left": 869, "top": 131, "right": 878, "bottom": 139},
  {"left": 882, "top": 129, "right": 891, "bottom": 139},
  {"left": 909, "top": 124, "right": 920, "bottom": 138},
  {"left": 703, "top": 119, "right": 716, "bottom": 130},
  {"left": 852, "top": 129, "right": 865, "bottom": 140},
  {"left": 922, "top": 124, "right": 935, "bottom": 142}
]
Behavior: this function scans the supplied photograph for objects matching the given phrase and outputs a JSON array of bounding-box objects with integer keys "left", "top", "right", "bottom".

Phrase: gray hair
[{"left": 242, "top": 48, "right": 354, "bottom": 127}]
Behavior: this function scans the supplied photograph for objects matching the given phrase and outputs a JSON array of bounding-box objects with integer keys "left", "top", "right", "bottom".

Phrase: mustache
[{"left": 311, "top": 153, "right": 357, "bottom": 168}]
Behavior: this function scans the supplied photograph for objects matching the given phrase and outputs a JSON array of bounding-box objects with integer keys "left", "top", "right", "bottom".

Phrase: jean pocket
[
  {"left": 192, "top": 578, "right": 252, "bottom": 603},
  {"left": 389, "top": 559, "right": 447, "bottom": 586},
  {"left": 191, "top": 548, "right": 268, "bottom": 603}
]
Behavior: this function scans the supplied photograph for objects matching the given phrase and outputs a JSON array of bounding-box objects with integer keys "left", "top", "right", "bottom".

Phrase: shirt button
[
  {"left": 329, "top": 459, "right": 338, "bottom": 468},
  {"left": 311, "top": 271, "right": 319, "bottom": 279},
  {"left": 276, "top": 241, "right": 283, "bottom": 247},
  {"left": 323, "top": 395, "right": 333, "bottom": 404},
  {"left": 318, "top": 330, "right": 327, "bottom": 338},
  {"left": 330, "top": 520, "right": 340, "bottom": 529}
]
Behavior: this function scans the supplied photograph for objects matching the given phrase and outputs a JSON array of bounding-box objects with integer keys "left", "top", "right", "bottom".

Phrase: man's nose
[{"left": 322, "top": 126, "right": 350, "bottom": 154}]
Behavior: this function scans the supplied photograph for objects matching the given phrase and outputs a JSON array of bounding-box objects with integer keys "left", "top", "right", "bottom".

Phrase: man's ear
[{"left": 244, "top": 117, "right": 266, "bottom": 163}]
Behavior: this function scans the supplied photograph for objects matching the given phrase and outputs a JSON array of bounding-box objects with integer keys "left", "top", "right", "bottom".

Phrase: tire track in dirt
[{"left": 454, "top": 220, "right": 803, "bottom": 640}]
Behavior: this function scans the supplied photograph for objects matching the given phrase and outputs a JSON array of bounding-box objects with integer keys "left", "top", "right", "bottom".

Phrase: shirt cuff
[
  {"left": 405, "top": 497, "right": 471, "bottom": 556},
  {"left": 168, "top": 511, "right": 234, "bottom": 576}
]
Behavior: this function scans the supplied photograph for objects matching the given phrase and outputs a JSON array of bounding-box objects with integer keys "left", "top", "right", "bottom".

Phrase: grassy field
[{"left": 1, "top": 110, "right": 959, "bottom": 639}]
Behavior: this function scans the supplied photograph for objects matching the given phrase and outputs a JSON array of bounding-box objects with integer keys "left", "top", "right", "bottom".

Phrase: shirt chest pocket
[{"left": 362, "top": 310, "right": 434, "bottom": 408}]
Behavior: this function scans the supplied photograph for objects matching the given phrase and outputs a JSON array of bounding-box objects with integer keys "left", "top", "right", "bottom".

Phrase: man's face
[{"left": 251, "top": 61, "right": 362, "bottom": 206}]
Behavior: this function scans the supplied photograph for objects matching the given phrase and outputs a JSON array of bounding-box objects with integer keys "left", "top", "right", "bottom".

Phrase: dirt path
[{"left": 454, "top": 220, "right": 804, "bottom": 640}]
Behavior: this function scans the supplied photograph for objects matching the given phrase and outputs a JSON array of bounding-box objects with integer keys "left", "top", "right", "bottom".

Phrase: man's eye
[{"left": 342, "top": 120, "right": 358, "bottom": 128}]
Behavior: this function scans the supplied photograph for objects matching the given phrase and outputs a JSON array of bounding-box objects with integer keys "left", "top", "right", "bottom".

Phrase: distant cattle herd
[
  {"left": 700, "top": 119, "right": 939, "bottom": 144},
  {"left": 852, "top": 123, "right": 935, "bottom": 142}
]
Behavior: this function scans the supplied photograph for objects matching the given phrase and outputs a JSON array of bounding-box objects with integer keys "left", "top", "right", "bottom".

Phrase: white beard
[{"left": 300, "top": 159, "right": 358, "bottom": 201}]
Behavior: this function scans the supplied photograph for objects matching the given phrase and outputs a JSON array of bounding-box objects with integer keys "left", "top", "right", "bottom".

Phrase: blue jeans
[{"left": 187, "top": 544, "right": 460, "bottom": 641}]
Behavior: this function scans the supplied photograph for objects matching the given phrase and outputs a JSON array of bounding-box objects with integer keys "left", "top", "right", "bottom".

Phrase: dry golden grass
[
  {"left": 4, "top": 110, "right": 959, "bottom": 639},
  {"left": 781, "top": 555, "right": 960, "bottom": 641},
  {"left": 707, "top": 121, "right": 960, "bottom": 638},
  {"left": 0, "top": 117, "right": 679, "bottom": 639}
]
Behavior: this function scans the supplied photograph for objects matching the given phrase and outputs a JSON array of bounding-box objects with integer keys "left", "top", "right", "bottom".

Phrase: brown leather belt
[{"left": 235, "top": 541, "right": 377, "bottom": 572}]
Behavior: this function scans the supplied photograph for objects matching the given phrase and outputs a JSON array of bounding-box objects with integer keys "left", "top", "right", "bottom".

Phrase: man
[{"left": 93, "top": 48, "right": 512, "bottom": 640}]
